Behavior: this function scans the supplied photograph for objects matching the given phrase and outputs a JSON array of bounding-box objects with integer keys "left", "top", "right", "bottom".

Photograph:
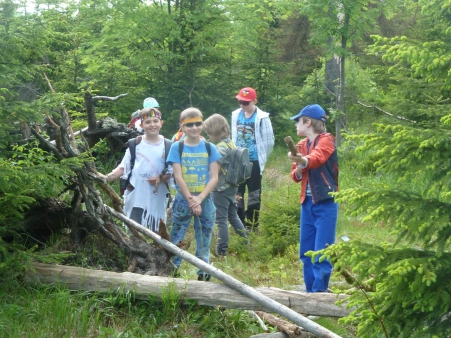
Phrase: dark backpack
[
  {"left": 120, "top": 136, "right": 172, "bottom": 195},
  {"left": 223, "top": 142, "right": 253, "bottom": 185}
]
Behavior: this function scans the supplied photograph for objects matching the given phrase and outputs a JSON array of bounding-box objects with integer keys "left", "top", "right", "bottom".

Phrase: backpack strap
[
  {"left": 178, "top": 139, "right": 184, "bottom": 158},
  {"left": 163, "top": 138, "right": 172, "bottom": 170},
  {"left": 163, "top": 138, "right": 173, "bottom": 208},
  {"left": 126, "top": 136, "right": 142, "bottom": 185},
  {"left": 205, "top": 141, "right": 211, "bottom": 156},
  {"left": 178, "top": 139, "right": 211, "bottom": 159}
]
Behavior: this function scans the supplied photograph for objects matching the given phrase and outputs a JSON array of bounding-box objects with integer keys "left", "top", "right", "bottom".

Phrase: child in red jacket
[{"left": 288, "top": 104, "right": 338, "bottom": 293}]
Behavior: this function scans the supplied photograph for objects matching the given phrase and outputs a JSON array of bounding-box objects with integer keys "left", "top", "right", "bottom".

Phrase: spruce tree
[
  {"left": 318, "top": 0, "right": 451, "bottom": 335},
  {"left": 319, "top": 120, "right": 451, "bottom": 337}
]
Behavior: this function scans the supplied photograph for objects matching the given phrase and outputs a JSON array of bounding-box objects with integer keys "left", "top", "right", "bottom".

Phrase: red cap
[{"left": 235, "top": 87, "right": 257, "bottom": 101}]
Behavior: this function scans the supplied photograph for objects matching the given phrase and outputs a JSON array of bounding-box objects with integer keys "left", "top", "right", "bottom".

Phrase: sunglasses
[
  {"left": 184, "top": 121, "right": 203, "bottom": 128},
  {"left": 238, "top": 100, "right": 251, "bottom": 106}
]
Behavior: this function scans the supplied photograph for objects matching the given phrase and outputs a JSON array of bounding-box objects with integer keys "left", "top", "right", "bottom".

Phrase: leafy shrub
[
  {"left": 0, "top": 143, "right": 72, "bottom": 279},
  {"left": 260, "top": 177, "right": 300, "bottom": 256},
  {"left": 320, "top": 120, "right": 451, "bottom": 337}
]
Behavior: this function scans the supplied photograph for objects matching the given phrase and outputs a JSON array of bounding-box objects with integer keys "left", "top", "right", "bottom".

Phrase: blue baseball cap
[
  {"left": 290, "top": 104, "right": 326, "bottom": 122},
  {"left": 143, "top": 97, "right": 160, "bottom": 109}
]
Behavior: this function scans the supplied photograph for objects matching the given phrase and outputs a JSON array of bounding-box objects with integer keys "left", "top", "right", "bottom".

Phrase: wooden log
[
  {"left": 26, "top": 262, "right": 351, "bottom": 319},
  {"left": 105, "top": 206, "right": 346, "bottom": 338}
]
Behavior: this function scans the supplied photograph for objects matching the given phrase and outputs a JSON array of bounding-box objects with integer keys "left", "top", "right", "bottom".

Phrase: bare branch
[
  {"left": 30, "top": 127, "right": 64, "bottom": 160},
  {"left": 92, "top": 93, "right": 128, "bottom": 102},
  {"left": 319, "top": 80, "right": 417, "bottom": 124},
  {"left": 356, "top": 100, "right": 417, "bottom": 123}
]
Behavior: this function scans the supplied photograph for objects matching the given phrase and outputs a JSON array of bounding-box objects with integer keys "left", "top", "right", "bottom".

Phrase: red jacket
[{"left": 290, "top": 133, "right": 338, "bottom": 204}]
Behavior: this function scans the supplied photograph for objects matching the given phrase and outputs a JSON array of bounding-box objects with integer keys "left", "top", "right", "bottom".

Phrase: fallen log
[{"left": 25, "top": 262, "right": 350, "bottom": 319}]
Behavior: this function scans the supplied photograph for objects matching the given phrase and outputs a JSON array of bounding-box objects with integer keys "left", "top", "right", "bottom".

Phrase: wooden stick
[
  {"left": 284, "top": 136, "right": 298, "bottom": 156},
  {"left": 105, "top": 205, "right": 344, "bottom": 338},
  {"left": 255, "top": 311, "right": 308, "bottom": 337},
  {"left": 247, "top": 310, "right": 269, "bottom": 332}
]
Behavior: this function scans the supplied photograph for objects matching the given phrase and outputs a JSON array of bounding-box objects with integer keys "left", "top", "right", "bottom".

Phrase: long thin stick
[{"left": 106, "top": 205, "right": 342, "bottom": 338}]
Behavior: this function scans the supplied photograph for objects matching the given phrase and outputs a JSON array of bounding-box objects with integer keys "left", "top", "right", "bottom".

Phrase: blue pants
[
  {"left": 170, "top": 192, "right": 216, "bottom": 275},
  {"left": 300, "top": 196, "right": 338, "bottom": 292}
]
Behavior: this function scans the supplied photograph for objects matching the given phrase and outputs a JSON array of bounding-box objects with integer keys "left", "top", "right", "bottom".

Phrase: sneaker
[{"left": 197, "top": 273, "right": 211, "bottom": 282}]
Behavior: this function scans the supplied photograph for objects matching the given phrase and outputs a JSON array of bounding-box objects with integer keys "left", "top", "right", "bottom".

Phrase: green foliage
[
  {"left": 299, "top": 0, "right": 399, "bottom": 53},
  {"left": 365, "top": 0, "right": 451, "bottom": 127},
  {"left": 296, "top": 57, "right": 378, "bottom": 125},
  {"left": 3, "top": 0, "right": 451, "bottom": 336},
  {"left": 260, "top": 183, "right": 300, "bottom": 255},
  {"left": 0, "top": 142, "right": 72, "bottom": 279},
  {"left": 160, "top": 282, "right": 183, "bottom": 320},
  {"left": 318, "top": 116, "right": 451, "bottom": 337}
]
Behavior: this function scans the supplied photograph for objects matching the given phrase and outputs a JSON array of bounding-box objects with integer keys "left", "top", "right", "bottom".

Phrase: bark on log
[
  {"left": 26, "top": 262, "right": 350, "bottom": 319},
  {"left": 105, "top": 206, "right": 347, "bottom": 338}
]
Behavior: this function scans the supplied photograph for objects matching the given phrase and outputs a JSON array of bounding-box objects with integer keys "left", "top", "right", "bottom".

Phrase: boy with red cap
[
  {"left": 288, "top": 104, "right": 338, "bottom": 293},
  {"left": 231, "top": 87, "right": 274, "bottom": 231}
]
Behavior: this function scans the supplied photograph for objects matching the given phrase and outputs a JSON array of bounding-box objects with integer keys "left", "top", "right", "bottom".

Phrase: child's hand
[
  {"left": 147, "top": 176, "right": 159, "bottom": 185},
  {"left": 191, "top": 204, "right": 202, "bottom": 216},
  {"left": 188, "top": 195, "right": 203, "bottom": 209},
  {"left": 288, "top": 152, "right": 307, "bottom": 166}
]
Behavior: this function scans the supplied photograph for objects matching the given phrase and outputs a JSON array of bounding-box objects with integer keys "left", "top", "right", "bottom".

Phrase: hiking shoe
[{"left": 197, "top": 273, "right": 211, "bottom": 282}]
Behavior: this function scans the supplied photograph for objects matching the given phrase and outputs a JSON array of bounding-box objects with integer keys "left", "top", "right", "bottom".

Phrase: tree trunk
[
  {"left": 325, "top": 37, "right": 340, "bottom": 140},
  {"left": 84, "top": 91, "right": 97, "bottom": 131}
]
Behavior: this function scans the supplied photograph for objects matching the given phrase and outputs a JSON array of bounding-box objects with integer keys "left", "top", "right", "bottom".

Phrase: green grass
[{"left": 0, "top": 280, "right": 261, "bottom": 338}]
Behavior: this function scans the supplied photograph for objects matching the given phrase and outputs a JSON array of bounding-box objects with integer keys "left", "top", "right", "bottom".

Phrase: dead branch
[
  {"left": 43, "top": 111, "right": 64, "bottom": 153},
  {"left": 92, "top": 93, "right": 128, "bottom": 102},
  {"left": 319, "top": 79, "right": 417, "bottom": 124},
  {"left": 43, "top": 72, "right": 76, "bottom": 144},
  {"left": 30, "top": 127, "right": 64, "bottom": 160},
  {"left": 255, "top": 311, "right": 310, "bottom": 338},
  {"left": 85, "top": 91, "right": 128, "bottom": 130},
  {"left": 356, "top": 100, "right": 417, "bottom": 123}
]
